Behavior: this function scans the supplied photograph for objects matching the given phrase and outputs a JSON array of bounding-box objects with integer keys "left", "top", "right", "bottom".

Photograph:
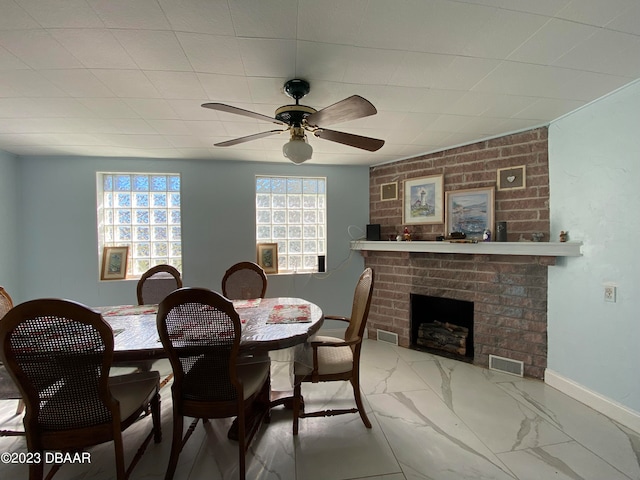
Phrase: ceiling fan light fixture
[{"left": 283, "top": 133, "right": 313, "bottom": 164}]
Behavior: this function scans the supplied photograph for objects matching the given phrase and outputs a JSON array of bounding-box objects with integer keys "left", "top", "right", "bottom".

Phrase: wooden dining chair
[
  {"left": 0, "top": 298, "right": 162, "bottom": 479},
  {"left": 133, "top": 265, "right": 183, "bottom": 386},
  {"left": 136, "top": 264, "right": 183, "bottom": 305},
  {"left": 157, "top": 287, "right": 271, "bottom": 480},
  {"left": 0, "top": 286, "right": 25, "bottom": 420},
  {"left": 292, "top": 267, "right": 375, "bottom": 435},
  {"left": 0, "top": 286, "right": 13, "bottom": 319},
  {"left": 221, "top": 261, "right": 267, "bottom": 300}
]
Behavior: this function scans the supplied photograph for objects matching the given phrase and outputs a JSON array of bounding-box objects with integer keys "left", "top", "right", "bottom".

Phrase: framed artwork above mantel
[
  {"left": 380, "top": 182, "right": 398, "bottom": 201},
  {"left": 402, "top": 175, "right": 444, "bottom": 225},
  {"left": 497, "top": 165, "right": 526, "bottom": 190},
  {"left": 445, "top": 187, "right": 495, "bottom": 240}
]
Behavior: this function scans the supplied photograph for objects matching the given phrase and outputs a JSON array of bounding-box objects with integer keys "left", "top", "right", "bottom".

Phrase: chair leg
[
  {"left": 113, "top": 433, "right": 127, "bottom": 480},
  {"left": 164, "top": 412, "right": 184, "bottom": 480},
  {"left": 16, "top": 399, "right": 25, "bottom": 415},
  {"left": 292, "top": 382, "right": 302, "bottom": 435},
  {"left": 151, "top": 392, "right": 162, "bottom": 443},
  {"left": 28, "top": 453, "right": 44, "bottom": 480},
  {"left": 351, "top": 377, "right": 372, "bottom": 429},
  {"left": 237, "top": 404, "right": 247, "bottom": 480}
]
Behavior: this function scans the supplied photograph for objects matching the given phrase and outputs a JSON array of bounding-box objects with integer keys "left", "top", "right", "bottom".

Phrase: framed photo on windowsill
[
  {"left": 101, "top": 246, "right": 129, "bottom": 280},
  {"left": 445, "top": 187, "right": 495, "bottom": 240},
  {"left": 256, "top": 243, "right": 278, "bottom": 274}
]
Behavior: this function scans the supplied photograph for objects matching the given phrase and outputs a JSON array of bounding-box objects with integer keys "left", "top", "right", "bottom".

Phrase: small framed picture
[
  {"left": 380, "top": 182, "right": 398, "bottom": 201},
  {"left": 101, "top": 246, "right": 129, "bottom": 280},
  {"left": 403, "top": 175, "right": 444, "bottom": 225},
  {"left": 445, "top": 187, "right": 495, "bottom": 240},
  {"left": 256, "top": 243, "right": 278, "bottom": 274},
  {"left": 497, "top": 165, "right": 526, "bottom": 190}
]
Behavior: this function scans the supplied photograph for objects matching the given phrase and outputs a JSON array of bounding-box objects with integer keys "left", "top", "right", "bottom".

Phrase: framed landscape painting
[
  {"left": 101, "top": 246, "right": 129, "bottom": 280},
  {"left": 445, "top": 187, "right": 495, "bottom": 239},
  {"left": 403, "top": 175, "right": 444, "bottom": 225}
]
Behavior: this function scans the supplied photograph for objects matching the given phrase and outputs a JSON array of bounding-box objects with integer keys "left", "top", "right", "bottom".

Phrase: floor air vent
[
  {"left": 489, "top": 355, "right": 524, "bottom": 377},
  {"left": 377, "top": 329, "right": 398, "bottom": 345}
]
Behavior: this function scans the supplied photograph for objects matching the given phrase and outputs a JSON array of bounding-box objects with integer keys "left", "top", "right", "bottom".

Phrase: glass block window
[
  {"left": 97, "top": 173, "right": 182, "bottom": 279},
  {"left": 256, "top": 175, "right": 326, "bottom": 273}
]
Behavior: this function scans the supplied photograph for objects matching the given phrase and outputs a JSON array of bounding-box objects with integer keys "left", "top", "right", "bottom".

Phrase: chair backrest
[
  {"left": 344, "top": 268, "right": 375, "bottom": 350},
  {"left": 137, "top": 264, "right": 183, "bottom": 305},
  {"left": 0, "top": 286, "right": 14, "bottom": 319},
  {"left": 221, "top": 261, "right": 267, "bottom": 300},
  {"left": 0, "top": 299, "right": 115, "bottom": 431},
  {"left": 157, "top": 287, "right": 242, "bottom": 402}
]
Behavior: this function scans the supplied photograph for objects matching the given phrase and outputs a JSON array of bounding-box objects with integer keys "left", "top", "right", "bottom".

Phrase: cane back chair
[
  {"left": 136, "top": 264, "right": 183, "bottom": 305},
  {"left": 221, "top": 261, "right": 267, "bottom": 300},
  {"left": 0, "top": 286, "right": 25, "bottom": 420},
  {"left": 0, "top": 298, "right": 162, "bottom": 479},
  {"left": 292, "top": 268, "right": 375, "bottom": 435},
  {"left": 157, "top": 287, "right": 271, "bottom": 480}
]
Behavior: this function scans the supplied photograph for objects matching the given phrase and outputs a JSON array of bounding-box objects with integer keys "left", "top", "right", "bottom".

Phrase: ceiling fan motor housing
[{"left": 275, "top": 105, "right": 317, "bottom": 127}]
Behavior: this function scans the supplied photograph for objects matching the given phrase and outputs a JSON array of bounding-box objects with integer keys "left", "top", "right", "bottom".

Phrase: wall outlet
[{"left": 604, "top": 285, "right": 617, "bottom": 303}]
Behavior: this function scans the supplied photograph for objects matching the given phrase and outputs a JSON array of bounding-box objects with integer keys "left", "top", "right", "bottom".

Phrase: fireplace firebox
[{"left": 410, "top": 294, "right": 474, "bottom": 362}]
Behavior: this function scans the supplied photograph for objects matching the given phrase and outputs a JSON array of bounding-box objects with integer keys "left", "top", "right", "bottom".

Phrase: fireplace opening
[{"left": 410, "top": 294, "right": 474, "bottom": 362}]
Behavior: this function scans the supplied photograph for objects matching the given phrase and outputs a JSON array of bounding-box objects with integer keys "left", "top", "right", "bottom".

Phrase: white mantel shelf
[{"left": 350, "top": 240, "right": 583, "bottom": 257}]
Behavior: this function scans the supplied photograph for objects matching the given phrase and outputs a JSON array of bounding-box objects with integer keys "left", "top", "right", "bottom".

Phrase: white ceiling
[{"left": 1, "top": 0, "right": 639, "bottom": 166}]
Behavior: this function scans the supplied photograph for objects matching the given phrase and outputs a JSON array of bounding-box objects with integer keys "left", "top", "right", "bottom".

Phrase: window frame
[
  {"left": 96, "top": 172, "right": 182, "bottom": 280},
  {"left": 255, "top": 175, "right": 327, "bottom": 274}
]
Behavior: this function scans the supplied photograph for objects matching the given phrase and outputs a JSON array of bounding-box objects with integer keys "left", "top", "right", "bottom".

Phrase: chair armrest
[{"left": 323, "top": 315, "right": 350, "bottom": 323}]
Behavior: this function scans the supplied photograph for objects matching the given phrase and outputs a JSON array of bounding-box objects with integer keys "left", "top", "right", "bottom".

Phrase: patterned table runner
[
  {"left": 232, "top": 298, "right": 262, "bottom": 309},
  {"left": 97, "top": 304, "right": 158, "bottom": 316},
  {"left": 266, "top": 304, "right": 311, "bottom": 324}
]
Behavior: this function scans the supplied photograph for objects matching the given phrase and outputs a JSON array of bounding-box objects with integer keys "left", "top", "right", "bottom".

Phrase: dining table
[
  {"left": 96, "top": 296, "right": 324, "bottom": 440},
  {"left": 95, "top": 297, "right": 324, "bottom": 410},
  {"left": 96, "top": 297, "right": 324, "bottom": 360}
]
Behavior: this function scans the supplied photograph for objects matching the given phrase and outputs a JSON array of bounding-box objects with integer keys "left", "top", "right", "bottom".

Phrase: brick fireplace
[
  {"left": 365, "top": 127, "right": 552, "bottom": 378},
  {"left": 363, "top": 250, "right": 552, "bottom": 378}
]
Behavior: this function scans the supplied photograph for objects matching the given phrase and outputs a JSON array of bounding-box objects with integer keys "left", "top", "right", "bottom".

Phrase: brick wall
[
  {"left": 365, "top": 127, "right": 550, "bottom": 378},
  {"left": 370, "top": 127, "right": 550, "bottom": 242}
]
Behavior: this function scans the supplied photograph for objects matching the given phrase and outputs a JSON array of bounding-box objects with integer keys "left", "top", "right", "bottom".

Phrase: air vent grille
[
  {"left": 489, "top": 354, "right": 524, "bottom": 377},
  {"left": 377, "top": 329, "right": 399, "bottom": 345}
]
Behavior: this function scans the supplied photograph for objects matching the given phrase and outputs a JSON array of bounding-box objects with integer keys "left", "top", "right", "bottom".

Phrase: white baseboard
[{"left": 545, "top": 369, "right": 640, "bottom": 434}]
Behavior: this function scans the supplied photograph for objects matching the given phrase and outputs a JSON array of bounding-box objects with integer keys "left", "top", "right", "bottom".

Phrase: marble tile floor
[{"left": 1, "top": 339, "right": 639, "bottom": 480}]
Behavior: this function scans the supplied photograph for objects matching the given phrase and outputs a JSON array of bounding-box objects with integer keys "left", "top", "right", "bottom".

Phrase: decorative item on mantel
[
  {"left": 483, "top": 229, "right": 491, "bottom": 242},
  {"left": 496, "top": 221, "right": 507, "bottom": 242},
  {"left": 559, "top": 231, "right": 569, "bottom": 242},
  {"left": 532, "top": 232, "right": 544, "bottom": 242},
  {"left": 403, "top": 226, "right": 412, "bottom": 241}
]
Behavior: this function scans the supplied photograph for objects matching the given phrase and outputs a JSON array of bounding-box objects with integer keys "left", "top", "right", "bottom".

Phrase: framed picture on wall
[
  {"left": 256, "top": 243, "right": 278, "bottom": 274},
  {"left": 101, "top": 246, "right": 129, "bottom": 280},
  {"left": 402, "top": 175, "right": 444, "bottom": 225},
  {"left": 445, "top": 187, "right": 495, "bottom": 239},
  {"left": 380, "top": 182, "right": 398, "bottom": 201},
  {"left": 497, "top": 165, "right": 526, "bottom": 190}
]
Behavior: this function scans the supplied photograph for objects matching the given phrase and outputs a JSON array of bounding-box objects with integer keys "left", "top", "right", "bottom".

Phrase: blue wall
[
  {"left": 548, "top": 79, "right": 640, "bottom": 415},
  {"left": 12, "top": 156, "right": 368, "bottom": 317},
  {"left": 0, "top": 150, "right": 19, "bottom": 297}
]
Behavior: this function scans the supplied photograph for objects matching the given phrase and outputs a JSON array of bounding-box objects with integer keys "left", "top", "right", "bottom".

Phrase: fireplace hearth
[{"left": 410, "top": 294, "right": 474, "bottom": 362}]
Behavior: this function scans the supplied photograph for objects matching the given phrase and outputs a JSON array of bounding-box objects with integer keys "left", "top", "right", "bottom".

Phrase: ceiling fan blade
[
  {"left": 202, "top": 103, "right": 286, "bottom": 125},
  {"left": 215, "top": 130, "right": 284, "bottom": 147},
  {"left": 314, "top": 128, "right": 385, "bottom": 152},
  {"left": 306, "top": 95, "right": 377, "bottom": 127}
]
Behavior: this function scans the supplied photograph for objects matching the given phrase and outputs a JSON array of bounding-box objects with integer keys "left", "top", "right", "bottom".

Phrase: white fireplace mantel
[{"left": 350, "top": 240, "right": 583, "bottom": 257}]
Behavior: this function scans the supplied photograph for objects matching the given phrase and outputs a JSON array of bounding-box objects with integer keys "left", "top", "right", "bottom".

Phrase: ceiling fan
[{"left": 201, "top": 79, "right": 385, "bottom": 164}]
